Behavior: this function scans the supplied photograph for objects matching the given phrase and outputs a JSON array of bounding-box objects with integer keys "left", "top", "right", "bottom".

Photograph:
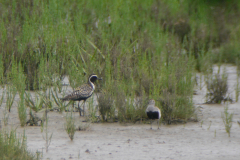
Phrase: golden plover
[
  {"left": 146, "top": 99, "right": 161, "bottom": 129},
  {"left": 61, "top": 74, "right": 102, "bottom": 116}
]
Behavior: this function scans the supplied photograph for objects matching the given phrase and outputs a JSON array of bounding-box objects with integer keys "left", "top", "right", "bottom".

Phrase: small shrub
[
  {"left": 221, "top": 106, "right": 233, "bottom": 137},
  {"left": 18, "top": 94, "right": 27, "bottom": 127},
  {"left": 6, "top": 85, "right": 17, "bottom": 112},
  {"left": 159, "top": 90, "right": 174, "bottom": 124},
  {"left": 159, "top": 71, "right": 194, "bottom": 124},
  {"left": 87, "top": 97, "right": 99, "bottom": 122},
  {"left": 118, "top": 93, "right": 147, "bottom": 123},
  {"left": 65, "top": 111, "right": 76, "bottom": 141},
  {"left": 206, "top": 73, "right": 229, "bottom": 103},
  {"left": 0, "top": 130, "right": 36, "bottom": 160},
  {"left": 98, "top": 92, "right": 114, "bottom": 122}
]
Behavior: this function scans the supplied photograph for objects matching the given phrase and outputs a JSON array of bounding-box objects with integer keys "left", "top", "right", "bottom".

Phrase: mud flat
[{"left": 0, "top": 65, "right": 240, "bottom": 160}]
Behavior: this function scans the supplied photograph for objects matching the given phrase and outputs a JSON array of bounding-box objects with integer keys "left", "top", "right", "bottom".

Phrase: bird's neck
[{"left": 89, "top": 81, "right": 95, "bottom": 90}]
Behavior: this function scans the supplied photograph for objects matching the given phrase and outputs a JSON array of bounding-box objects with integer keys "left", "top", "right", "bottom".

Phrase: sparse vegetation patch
[
  {"left": 206, "top": 73, "right": 232, "bottom": 104},
  {"left": 0, "top": 130, "right": 37, "bottom": 160},
  {"left": 222, "top": 106, "right": 233, "bottom": 137}
]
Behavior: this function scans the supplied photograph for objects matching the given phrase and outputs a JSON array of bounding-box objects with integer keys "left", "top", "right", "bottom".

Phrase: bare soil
[{"left": 1, "top": 65, "right": 240, "bottom": 160}]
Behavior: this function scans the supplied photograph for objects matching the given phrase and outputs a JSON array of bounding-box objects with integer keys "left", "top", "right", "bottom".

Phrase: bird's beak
[{"left": 98, "top": 77, "right": 103, "bottom": 80}]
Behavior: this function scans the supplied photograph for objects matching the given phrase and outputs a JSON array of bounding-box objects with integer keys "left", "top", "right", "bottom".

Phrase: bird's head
[
  {"left": 89, "top": 74, "right": 102, "bottom": 83},
  {"left": 148, "top": 99, "right": 155, "bottom": 105}
]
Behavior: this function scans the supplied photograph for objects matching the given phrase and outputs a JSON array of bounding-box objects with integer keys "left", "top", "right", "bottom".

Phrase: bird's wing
[
  {"left": 145, "top": 105, "right": 155, "bottom": 112},
  {"left": 75, "top": 84, "right": 94, "bottom": 97},
  {"left": 62, "top": 84, "right": 93, "bottom": 101},
  {"left": 156, "top": 106, "right": 161, "bottom": 119}
]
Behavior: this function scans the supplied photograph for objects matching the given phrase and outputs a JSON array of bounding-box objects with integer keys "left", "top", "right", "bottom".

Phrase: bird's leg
[
  {"left": 72, "top": 101, "right": 76, "bottom": 113},
  {"left": 78, "top": 101, "right": 82, "bottom": 116},
  {"left": 83, "top": 100, "right": 86, "bottom": 117},
  {"left": 158, "top": 119, "right": 160, "bottom": 129},
  {"left": 77, "top": 101, "right": 86, "bottom": 117},
  {"left": 150, "top": 120, "right": 152, "bottom": 129}
]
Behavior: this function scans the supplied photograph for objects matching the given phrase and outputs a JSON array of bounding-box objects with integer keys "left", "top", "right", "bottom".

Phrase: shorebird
[
  {"left": 61, "top": 74, "right": 102, "bottom": 116},
  {"left": 146, "top": 99, "right": 161, "bottom": 129}
]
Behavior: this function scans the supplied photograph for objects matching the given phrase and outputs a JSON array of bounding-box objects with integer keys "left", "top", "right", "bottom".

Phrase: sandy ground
[{"left": 0, "top": 65, "right": 240, "bottom": 160}]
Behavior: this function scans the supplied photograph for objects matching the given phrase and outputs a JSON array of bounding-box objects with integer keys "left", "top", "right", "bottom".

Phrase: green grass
[
  {"left": 65, "top": 110, "right": 76, "bottom": 141},
  {"left": 222, "top": 106, "right": 233, "bottom": 137},
  {"left": 0, "top": 0, "right": 239, "bottom": 124},
  {"left": 206, "top": 73, "right": 229, "bottom": 104},
  {"left": 6, "top": 86, "right": 17, "bottom": 112},
  {"left": 0, "top": 129, "right": 36, "bottom": 160},
  {"left": 0, "top": 0, "right": 239, "bottom": 157},
  {"left": 18, "top": 94, "right": 27, "bottom": 127}
]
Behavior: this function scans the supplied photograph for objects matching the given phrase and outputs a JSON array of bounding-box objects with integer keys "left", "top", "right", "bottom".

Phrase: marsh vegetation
[{"left": 0, "top": 0, "right": 240, "bottom": 158}]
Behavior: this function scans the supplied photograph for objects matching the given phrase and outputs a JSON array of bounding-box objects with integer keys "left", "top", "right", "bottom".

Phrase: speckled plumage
[
  {"left": 61, "top": 74, "right": 102, "bottom": 116},
  {"left": 61, "top": 83, "right": 94, "bottom": 101}
]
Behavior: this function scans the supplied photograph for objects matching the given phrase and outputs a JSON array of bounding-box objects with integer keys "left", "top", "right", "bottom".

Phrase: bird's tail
[{"left": 60, "top": 97, "right": 69, "bottom": 102}]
